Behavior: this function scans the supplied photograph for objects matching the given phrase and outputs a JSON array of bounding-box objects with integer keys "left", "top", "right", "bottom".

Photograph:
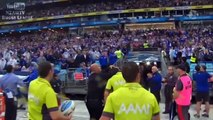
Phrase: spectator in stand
[
  {"left": 23, "top": 62, "right": 39, "bottom": 87},
  {"left": 108, "top": 51, "right": 117, "bottom": 65},
  {"left": 99, "top": 52, "right": 108, "bottom": 69},
  {"left": 0, "top": 27, "right": 212, "bottom": 69},
  {"left": 7, "top": 55, "right": 18, "bottom": 68},
  {"left": 1, "top": 0, "right": 212, "bottom": 22},
  {"left": 0, "top": 54, "right": 6, "bottom": 71},
  {"left": 114, "top": 47, "right": 124, "bottom": 60},
  {"left": 203, "top": 49, "right": 212, "bottom": 61}
]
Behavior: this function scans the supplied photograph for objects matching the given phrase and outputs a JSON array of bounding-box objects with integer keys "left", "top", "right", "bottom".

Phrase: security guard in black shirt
[
  {"left": 86, "top": 64, "right": 104, "bottom": 120},
  {"left": 162, "top": 66, "right": 178, "bottom": 114},
  {"left": 86, "top": 64, "right": 118, "bottom": 120}
]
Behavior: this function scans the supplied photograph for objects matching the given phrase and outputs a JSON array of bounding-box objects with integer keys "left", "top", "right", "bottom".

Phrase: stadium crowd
[
  {"left": 22, "top": 0, "right": 213, "bottom": 18},
  {"left": 0, "top": 0, "right": 213, "bottom": 22},
  {"left": 0, "top": 26, "right": 212, "bottom": 72}
]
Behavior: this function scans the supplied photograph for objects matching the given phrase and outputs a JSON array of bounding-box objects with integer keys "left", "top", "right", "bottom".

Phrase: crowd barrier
[{"left": 60, "top": 68, "right": 89, "bottom": 94}]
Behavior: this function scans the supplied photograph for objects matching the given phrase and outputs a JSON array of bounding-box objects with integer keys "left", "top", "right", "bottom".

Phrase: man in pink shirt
[{"left": 173, "top": 64, "right": 192, "bottom": 120}]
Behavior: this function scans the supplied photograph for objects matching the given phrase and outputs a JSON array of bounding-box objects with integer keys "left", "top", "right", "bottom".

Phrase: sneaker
[
  {"left": 202, "top": 113, "right": 209, "bottom": 118},
  {"left": 194, "top": 114, "right": 200, "bottom": 118}
]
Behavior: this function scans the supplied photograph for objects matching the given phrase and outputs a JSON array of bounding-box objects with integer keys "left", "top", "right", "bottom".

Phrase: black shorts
[{"left": 196, "top": 92, "right": 209, "bottom": 102}]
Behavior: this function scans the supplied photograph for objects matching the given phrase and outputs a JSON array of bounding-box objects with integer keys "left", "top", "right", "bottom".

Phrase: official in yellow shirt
[
  {"left": 114, "top": 48, "right": 124, "bottom": 59},
  {"left": 100, "top": 62, "right": 160, "bottom": 120},
  {"left": 28, "top": 61, "right": 71, "bottom": 120},
  {"left": 104, "top": 67, "right": 126, "bottom": 102}
]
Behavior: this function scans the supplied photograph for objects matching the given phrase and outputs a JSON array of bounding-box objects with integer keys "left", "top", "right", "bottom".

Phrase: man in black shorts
[{"left": 193, "top": 65, "right": 213, "bottom": 118}]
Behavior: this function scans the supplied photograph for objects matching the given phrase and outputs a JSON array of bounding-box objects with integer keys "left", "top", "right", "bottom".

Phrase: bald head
[
  {"left": 90, "top": 64, "right": 101, "bottom": 73},
  {"left": 152, "top": 66, "right": 158, "bottom": 73}
]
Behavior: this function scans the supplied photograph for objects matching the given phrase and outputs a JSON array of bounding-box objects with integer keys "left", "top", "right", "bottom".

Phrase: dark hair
[
  {"left": 176, "top": 64, "right": 186, "bottom": 71},
  {"left": 122, "top": 62, "right": 139, "bottom": 83},
  {"left": 182, "top": 57, "right": 187, "bottom": 62},
  {"left": 201, "top": 65, "right": 207, "bottom": 71},
  {"left": 38, "top": 61, "right": 52, "bottom": 78},
  {"left": 5, "top": 65, "right": 13, "bottom": 73},
  {"left": 195, "top": 65, "right": 200, "bottom": 72}
]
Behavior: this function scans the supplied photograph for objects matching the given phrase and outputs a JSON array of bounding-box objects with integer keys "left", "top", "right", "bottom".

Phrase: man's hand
[
  {"left": 172, "top": 87, "right": 179, "bottom": 99},
  {"left": 67, "top": 114, "right": 72, "bottom": 120},
  {"left": 49, "top": 111, "right": 72, "bottom": 120},
  {"left": 162, "top": 78, "right": 167, "bottom": 85},
  {"left": 147, "top": 73, "right": 153, "bottom": 78},
  {"left": 209, "top": 76, "right": 213, "bottom": 82},
  {"left": 109, "top": 65, "right": 119, "bottom": 69},
  {"left": 104, "top": 90, "right": 110, "bottom": 103}
]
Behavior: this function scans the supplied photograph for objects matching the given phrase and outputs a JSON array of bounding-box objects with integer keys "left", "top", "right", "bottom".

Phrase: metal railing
[{"left": 61, "top": 68, "right": 89, "bottom": 95}]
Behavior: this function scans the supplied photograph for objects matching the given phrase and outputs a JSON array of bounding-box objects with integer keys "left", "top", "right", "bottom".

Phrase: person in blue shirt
[
  {"left": 0, "top": 65, "right": 25, "bottom": 120},
  {"left": 147, "top": 66, "right": 162, "bottom": 103},
  {"left": 99, "top": 53, "right": 108, "bottom": 69},
  {"left": 23, "top": 62, "right": 39, "bottom": 87},
  {"left": 193, "top": 65, "right": 213, "bottom": 118},
  {"left": 109, "top": 52, "right": 117, "bottom": 65}
]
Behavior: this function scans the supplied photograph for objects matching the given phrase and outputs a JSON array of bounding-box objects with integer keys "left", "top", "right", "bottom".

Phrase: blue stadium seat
[
  {"left": 190, "top": 63, "right": 197, "bottom": 72},
  {"left": 209, "top": 72, "right": 213, "bottom": 75},
  {"left": 206, "top": 63, "right": 213, "bottom": 69},
  {"left": 198, "top": 62, "right": 206, "bottom": 66}
]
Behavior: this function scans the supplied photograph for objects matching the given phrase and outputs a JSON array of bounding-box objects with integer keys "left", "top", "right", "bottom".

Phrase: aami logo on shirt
[
  {"left": 114, "top": 80, "right": 125, "bottom": 86},
  {"left": 28, "top": 93, "right": 40, "bottom": 105},
  {"left": 118, "top": 103, "right": 150, "bottom": 115}
]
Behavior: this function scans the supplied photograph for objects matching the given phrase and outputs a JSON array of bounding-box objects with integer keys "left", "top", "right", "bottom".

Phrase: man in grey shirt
[
  {"left": 0, "top": 65, "right": 24, "bottom": 120},
  {"left": 162, "top": 66, "right": 178, "bottom": 114}
]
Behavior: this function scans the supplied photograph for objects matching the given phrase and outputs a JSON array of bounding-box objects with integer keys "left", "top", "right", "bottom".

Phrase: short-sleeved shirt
[
  {"left": 164, "top": 73, "right": 178, "bottom": 87},
  {"left": 0, "top": 73, "right": 23, "bottom": 96},
  {"left": 103, "top": 83, "right": 160, "bottom": 120},
  {"left": 193, "top": 72, "right": 211, "bottom": 92},
  {"left": 28, "top": 77, "right": 58, "bottom": 120},
  {"left": 114, "top": 50, "right": 123, "bottom": 59},
  {"left": 105, "top": 72, "right": 126, "bottom": 92},
  {"left": 176, "top": 74, "right": 188, "bottom": 91}
]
